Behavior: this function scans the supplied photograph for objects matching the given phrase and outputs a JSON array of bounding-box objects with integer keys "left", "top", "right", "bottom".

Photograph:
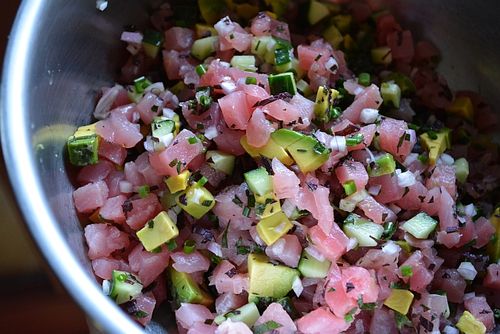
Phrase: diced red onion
[
  {"left": 221, "top": 81, "right": 237, "bottom": 95},
  {"left": 204, "top": 126, "right": 218, "bottom": 140},
  {"left": 388, "top": 203, "right": 401, "bottom": 214},
  {"left": 292, "top": 276, "right": 303, "bottom": 297},
  {"left": 360, "top": 108, "right": 379, "bottom": 124},
  {"left": 94, "top": 84, "right": 123, "bottom": 120},
  {"left": 463, "top": 204, "right": 477, "bottom": 217},
  {"left": 443, "top": 326, "right": 459, "bottom": 334},
  {"left": 121, "top": 31, "right": 143, "bottom": 44},
  {"left": 439, "top": 153, "right": 454, "bottom": 165},
  {"left": 281, "top": 199, "right": 296, "bottom": 218},
  {"left": 463, "top": 292, "right": 476, "bottom": 300},
  {"left": 102, "top": 279, "right": 111, "bottom": 295},
  {"left": 396, "top": 169, "right": 416, "bottom": 187},
  {"left": 302, "top": 278, "right": 321, "bottom": 287},
  {"left": 347, "top": 237, "right": 358, "bottom": 251},
  {"left": 145, "top": 82, "right": 165, "bottom": 96},
  {"left": 162, "top": 107, "right": 176, "bottom": 119},
  {"left": 207, "top": 242, "right": 223, "bottom": 257},
  {"left": 457, "top": 262, "right": 477, "bottom": 280},
  {"left": 119, "top": 180, "right": 133, "bottom": 194},
  {"left": 304, "top": 246, "right": 325, "bottom": 262},
  {"left": 126, "top": 43, "right": 142, "bottom": 55},
  {"left": 368, "top": 184, "right": 381, "bottom": 196},
  {"left": 96, "top": 0, "right": 108, "bottom": 11},
  {"left": 382, "top": 241, "right": 400, "bottom": 255},
  {"left": 325, "top": 57, "right": 339, "bottom": 74}
]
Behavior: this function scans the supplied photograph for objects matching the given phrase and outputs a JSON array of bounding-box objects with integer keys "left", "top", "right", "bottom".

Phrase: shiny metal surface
[{"left": 1, "top": 1, "right": 499, "bottom": 333}]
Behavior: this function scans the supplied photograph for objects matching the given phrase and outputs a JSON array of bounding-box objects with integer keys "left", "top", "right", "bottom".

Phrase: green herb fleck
[
  {"left": 401, "top": 265, "right": 413, "bottom": 277},
  {"left": 183, "top": 239, "right": 196, "bottom": 254},
  {"left": 253, "top": 320, "right": 282, "bottom": 334}
]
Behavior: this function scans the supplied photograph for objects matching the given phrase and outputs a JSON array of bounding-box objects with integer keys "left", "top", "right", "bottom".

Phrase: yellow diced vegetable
[
  {"left": 256, "top": 211, "right": 293, "bottom": 246},
  {"left": 420, "top": 129, "right": 451, "bottom": 165},
  {"left": 456, "top": 311, "right": 486, "bottom": 334},
  {"left": 447, "top": 96, "right": 474, "bottom": 121},
  {"left": 165, "top": 171, "right": 191, "bottom": 193},
  {"left": 487, "top": 207, "right": 500, "bottom": 261},
  {"left": 384, "top": 289, "right": 414, "bottom": 315},
  {"left": 261, "top": 202, "right": 282, "bottom": 219},
  {"left": 137, "top": 211, "right": 179, "bottom": 251}
]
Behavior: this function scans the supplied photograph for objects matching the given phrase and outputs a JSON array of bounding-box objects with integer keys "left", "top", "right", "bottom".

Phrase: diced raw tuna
[
  {"left": 289, "top": 93, "right": 314, "bottom": 129},
  {"left": 175, "top": 303, "right": 214, "bottom": 330},
  {"left": 398, "top": 251, "right": 433, "bottom": 292},
  {"left": 215, "top": 318, "right": 252, "bottom": 334},
  {"left": 124, "top": 161, "right": 146, "bottom": 187},
  {"left": 128, "top": 244, "right": 170, "bottom": 286},
  {"left": 240, "top": 83, "right": 270, "bottom": 108},
  {"left": 246, "top": 108, "right": 275, "bottom": 147},
  {"left": 386, "top": 30, "right": 414, "bottom": 62},
  {"left": 188, "top": 323, "right": 217, "bottom": 334},
  {"left": 342, "top": 266, "right": 379, "bottom": 303},
  {"left": 464, "top": 296, "right": 495, "bottom": 331},
  {"left": 130, "top": 293, "right": 156, "bottom": 326},
  {"left": 215, "top": 292, "right": 247, "bottom": 315},
  {"left": 296, "top": 307, "right": 350, "bottom": 334},
  {"left": 483, "top": 263, "right": 500, "bottom": 289},
  {"left": 99, "top": 195, "right": 127, "bottom": 224},
  {"left": 73, "top": 181, "right": 109, "bottom": 213},
  {"left": 84, "top": 223, "right": 129, "bottom": 260},
  {"left": 272, "top": 158, "right": 300, "bottom": 200},
  {"left": 426, "top": 163, "right": 456, "bottom": 198},
  {"left": 149, "top": 129, "right": 204, "bottom": 176},
  {"left": 213, "top": 124, "right": 246, "bottom": 156},
  {"left": 91, "top": 257, "right": 129, "bottom": 280},
  {"left": 125, "top": 193, "right": 162, "bottom": 230},
  {"left": 265, "top": 234, "right": 302, "bottom": 268},
  {"left": 308, "top": 225, "right": 348, "bottom": 262},
  {"left": 171, "top": 251, "right": 210, "bottom": 274},
  {"left": 335, "top": 161, "right": 369, "bottom": 191},
  {"left": 164, "top": 27, "right": 195, "bottom": 52},
  {"left": 369, "top": 174, "right": 404, "bottom": 204},
  {"left": 209, "top": 260, "right": 249, "bottom": 295},
  {"left": 369, "top": 307, "right": 398, "bottom": 334},
  {"left": 214, "top": 17, "right": 252, "bottom": 52},
  {"left": 342, "top": 85, "right": 382, "bottom": 124},
  {"left": 134, "top": 152, "right": 163, "bottom": 186},
  {"left": 432, "top": 269, "right": 466, "bottom": 303},
  {"left": 378, "top": 117, "right": 415, "bottom": 161},
  {"left": 395, "top": 181, "right": 427, "bottom": 211},
  {"left": 201, "top": 60, "right": 269, "bottom": 92},
  {"left": 254, "top": 303, "right": 297, "bottom": 334},
  {"left": 357, "top": 195, "right": 396, "bottom": 225},
  {"left": 473, "top": 216, "right": 495, "bottom": 248},
  {"left": 262, "top": 99, "right": 301, "bottom": 127},
  {"left": 420, "top": 186, "right": 441, "bottom": 216},
  {"left": 213, "top": 184, "right": 253, "bottom": 230},
  {"left": 437, "top": 187, "right": 460, "bottom": 248},
  {"left": 136, "top": 92, "right": 162, "bottom": 125},
  {"left": 96, "top": 111, "right": 143, "bottom": 148},
  {"left": 106, "top": 170, "right": 125, "bottom": 197},
  {"left": 99, "top": 140, "right": 127, "bottom": 165},
  {"left": 218, "top": 91, "right": 252, "bottom": 131},
  {"left": 77, "top": 160, "right": 115, "bottom": 185}
]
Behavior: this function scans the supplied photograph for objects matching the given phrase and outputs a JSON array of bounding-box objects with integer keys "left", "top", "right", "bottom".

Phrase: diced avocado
[
  {"left": 419, "top": 128, "right": 451, "bottom": 165},
  {"left": 264, "top": 0, "right": 290, "bottom": 18},
  {"left": 67, "top": 123, "right": 99, "bottom": 166},
  {"left": 343, "top": 34, "right": 356, "bottom": 51},
  {"left": 248, "top": 253, "right": 299, "bottom": 302},
  {"left": 191, "top": 36, "right": 218, "bottom": 60},
  {"left": 269, "top": 72, "right": 297, "bottom": 95},
  {"left": 323, "top": 25, "right": 344, "bottom": 49},
  {"left": 308, "top": 0, "right": 329, "bottom": 25},
  {"left": 447, "top": 96, "right": 474, "bottom": 121},
  {"left": 332, "top": 14, "right": 352, "bottom": 33},
  {"left": 230, "top": 55, "right": 257, "bottom": 72},
  {"left": 176, "top": 185, "right": 215, "bottom": 219},
  {"left": 165, "top": 171, "right": 191, "bottom": 194},
  {"left": 401, "top": 212, "right": 437, "bottom": 239},
  {"left": 109, "top": 270, "right": 143, "bottom": 305},
  {"left": 383, "top": 289, "right": 414, "bottom": 315},
  {"left": 270, "top": 129, "right": 304, "bottom": 149},
  {"left": 453, "top": 157, "right": 469, "bottom": 184},
  {"left": 298, "top": 250, "right": 331, "bottom": 278},
  {"left": 367, "top": 153, "right": 396, "bottom": 177},
  {"left": 136, "top": 211, "right": 179, "bottom": 252},
  {"left": 260, "top": 201, "right": 282, "bottom": 219},
  {"left": 358, "top": 72, "right": 371, "bottom": 87},
  {"left": 342, "top": 213, "right": 384, "bottom": 247},
  {"left": 371, "top": 46, "right": 392, "bottom": 65},
  {"left": 235, "top": 3, "right": 260, "bottom": 20},
  {"left": 456, "top": 311, "right": 486, "bottom": 334},
  {"left": 287, "top": 135, "right": 331, "bottom": 173},
  {"left": 198, "top": 0, "right": 227, "bottom": 24},
  {"left": 214, "top": 302, "right": 260, "bottom": 326},
  {"left": 381, "top": 81, "right": 401, "bottom": 108},
  {"left": 240, "top": 136, "right": 294, "bottom": 166},
  {"left": 160, "top": 190, "right": 178, "bottom": 211},
  {"left": 168, "top": 267, "right": 213, "bottom": 307},
  {"left": 244, "top": 168, "right": 273, "bottom": 196},
  {"left": 256, "top": 211, "right": 293, "bottom": 246},
  {"left": 142, "top": 30, "right": 162, "bottom": 58},
  {"left": 195, "top": 23, "right": 217, "bottom": 38},
  {"left": 395, "top": 240, "right": 413, "bottom": 253},
  {"left": 255, "top": 192, "right": 276, "bottom": 205},
  {"left": 251, "top": 36, "right": 274, "bottom": 59},
  {"left": 487, "top": 207, "right": 500, "bottom": 262},
  {"left": 383, "top": 72, "right": 416, "bottom": 96},
  {"left": 206, "top": 150, "right": 235, "bottom": 175},
  {"left": 314, "top": 86, "right": 340, "bottom": 123}
]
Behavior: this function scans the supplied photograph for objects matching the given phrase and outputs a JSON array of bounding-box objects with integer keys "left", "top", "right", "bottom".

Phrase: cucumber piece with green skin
[
  {"left": 151, "top": 117, "right": 175, "bottom": 139},
  {"left": 268, "top": 72, "right": 297, "bottom": 95},
  {"left": 401, "top": 212, "right": 438, "bottom": 239},
  {"left": 230, "top": 55, "right": 257, "bottom": 72},
  {"left": 214, "top": 302, "right": 260, "bottom": 326},
  {"left": 168, "top": 267, "right": 213, "bottom": 307},
  {"left": 298, "top": 250, "right": 331, "bottom": 278},
  {"left": 191, "top": 36, "right": 218, "bottom": 60},
  {"left": 367, "top": 153, "right": 396, "bottom": 177},
  {"left": 244, "top": 168, "right": 273, "bottom": 196},
  {"left": 109, "top": 270, "right": 143, "bottom": 305},
  {"left": 342, "top": 213, "right": 384, "bottom": 247}
]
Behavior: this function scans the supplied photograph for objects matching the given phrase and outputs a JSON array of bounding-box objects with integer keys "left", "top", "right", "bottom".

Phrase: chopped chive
[
  {"left": 245, "top": 76, "right": 257, "bottom": 85},
  {"left": 357, "top": 296, "right": 376, "bottom": 310},
  {"left": 176, "top": 160, "right": 182, "bottom": 174},
  {"left": 166, "top": 239, "right": 177, "bottom": 251},
  {"left": 183, "top": 239, "right": 196, "bottom": 254},
  {"left": 313, "top": 141, "right": 328, "bottom": 154},
  {"left": 210, "top": 254, "right": 222, "bottom": 264},
  {"left": 195, "top": 64, "right": 207, "bottom": 76},
  {"left": 138, "top": 185, "right": 150, "bottom": 198},
  {"left": 400, "top": 265, "right": 413, "bottom": 277},
  {"left": 253, "top": 321, "right": 282, "bottom": 334},
  {"left": 188, "top": 136, "right": 198, "bottom": 144},
  {"left": 197, "top": 176, "right": 208, "bottom": 187},
  {"left": 427, "top": 130, "right": 438, "bottom": 140},
  {"left": 242, "top": 207, "right": 251, "bottom": 217},
  {"left": 247, "top": 194, "right": 255, "bottom": 208},
  {"left": 202, "top": 199, "right": 213, "bottom": 207},
  {"left": 232, "top": 195, "right": 243, "bottom": 206},
  {"left": 147, "top": 220, "right": 155, "bottom": 229},
  {"left": 382, "top": 221, "right": 397, "bottom": 240},
  {"left": 346, "top": 133, "right": 364, "bottom": 146},
  {"left": 342, "top": 180, "right": 357, "bottom": 196},
  {"left": 221, "top": 222, "right": 230, "bottom": 248},
  {"left": 358, "top": 72, "right": 371, "bottom": 87},
  {"left": 328, "top": 106, "right": 342, "bottom": 120},
  {"left": 133, "top": 76, "right": 152, "bottom": 94}
]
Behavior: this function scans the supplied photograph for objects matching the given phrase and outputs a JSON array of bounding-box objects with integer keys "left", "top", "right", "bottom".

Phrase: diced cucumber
[
  {"left": 358, "top": 72, "right": 371, "bottom": 87},
  {"left": 230, "top": 55, "right": 257, "bottom": 72},
  {"left": 244, "top": 168, "right": 273, "bottom": 196},
  {"left": 323, "top": 25, "right": 344, "bottom": 49},
  {"left": 381, "top": 81, "right": 401, "bottom": 108},
  {"left": 383, "top": 72, "right": 416, "bottom": 96},
  {"left": 274, "top": 47, "right": 293, "bottom": 66},
  {"left": 371, "top": 46, "right": 392, "bottom": 65},
  {"left": 251, "top": 36, "right": 274, "bottom": 59},
  {"left": 152, "top": 117, "right": 175, "bottom": 139},
  {"left": 268, "top": 72, "right": 297, "bottom": 95},
  {"left": 453, "top": 158, "right": 469, "bottom": 183},
  {"left": 191, "top": 36, "right": 218, "bottom": 60},
  {"left": 214, "top": 302, "right": 260, "bottom": 326},
  {"left": 342, "top": 180, "right": 357, "bottom": 196},
  {"left": 367, "top": 153, "right": 396, "bottom": 177},
  {"left": 67, "top": 124, "right": 99, "bottom": 166},
  {"left": 308, "top": 0, "right": 329, "bottom": 25},
  {"left": 342, "top": 213, "right": 384, "bottom": 247},
  {"left": 206, "top": 150, "right": 235, "bottom": 175},
  {"left": 142, "top": 30, "right": 162, "bottom": 58},
  {"left": 298, "top": 249, "right": 331, "bottom": 278},
  {"left": 401, "top": 212, "right": 437, "bottom": 239},
  {"left": 296, "top": 79, "right": 313, "bottom": 97},
  {"left": 109, "top": 270, "right": 143, "bottom": 304}
]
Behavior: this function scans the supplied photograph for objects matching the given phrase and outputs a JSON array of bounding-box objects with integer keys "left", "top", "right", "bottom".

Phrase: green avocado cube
[
  {"left": 270, "top": 129, "right": 304, "bottom": 149},
  {"left": 244, "top": 168, "right": 273, "bottom": 196},
  {"left": 248, "top": 253, "right": 299, "bottom": 302},
  {"left": 287, "top": 135, "right": 331, "bottom": 173},
  {"left": 176, "top": 185, "right": 215, "bottom": 219},
  {"left": 136, "top": 211, "right": 179, "bottom": 252},
  {"left": 298, "top": 250, "right": 331, "bottom": 278},
  {"left": 367, "top": 153, "right": 396, "bottom": 177},
  {"left": 67, "top": 123, "right": 99, "bottom": 166},
  {"left": 168, "top": 267, "right": 213, "bottom": 307}
]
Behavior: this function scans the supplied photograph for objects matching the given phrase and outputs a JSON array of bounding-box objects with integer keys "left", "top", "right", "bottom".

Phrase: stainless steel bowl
[{"left": 1, "top": 1, "right": 499, "bottom": 333}]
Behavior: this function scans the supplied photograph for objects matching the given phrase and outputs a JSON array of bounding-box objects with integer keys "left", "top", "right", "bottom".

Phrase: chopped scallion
[
  {"left": 137, "top": 185, "right": 150, "bottom": 198},
  {"left": 245, "top": 76, "right": 257, "bottom": 85},
  {"left": 183, "top": 239, "right": 196, "bottom": 254},
  {"left": 400, "top": 265, "right": 413, "bottom": 277},
  {"left": 346, "top": 133, "right": 364, "bottom": 146}
]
